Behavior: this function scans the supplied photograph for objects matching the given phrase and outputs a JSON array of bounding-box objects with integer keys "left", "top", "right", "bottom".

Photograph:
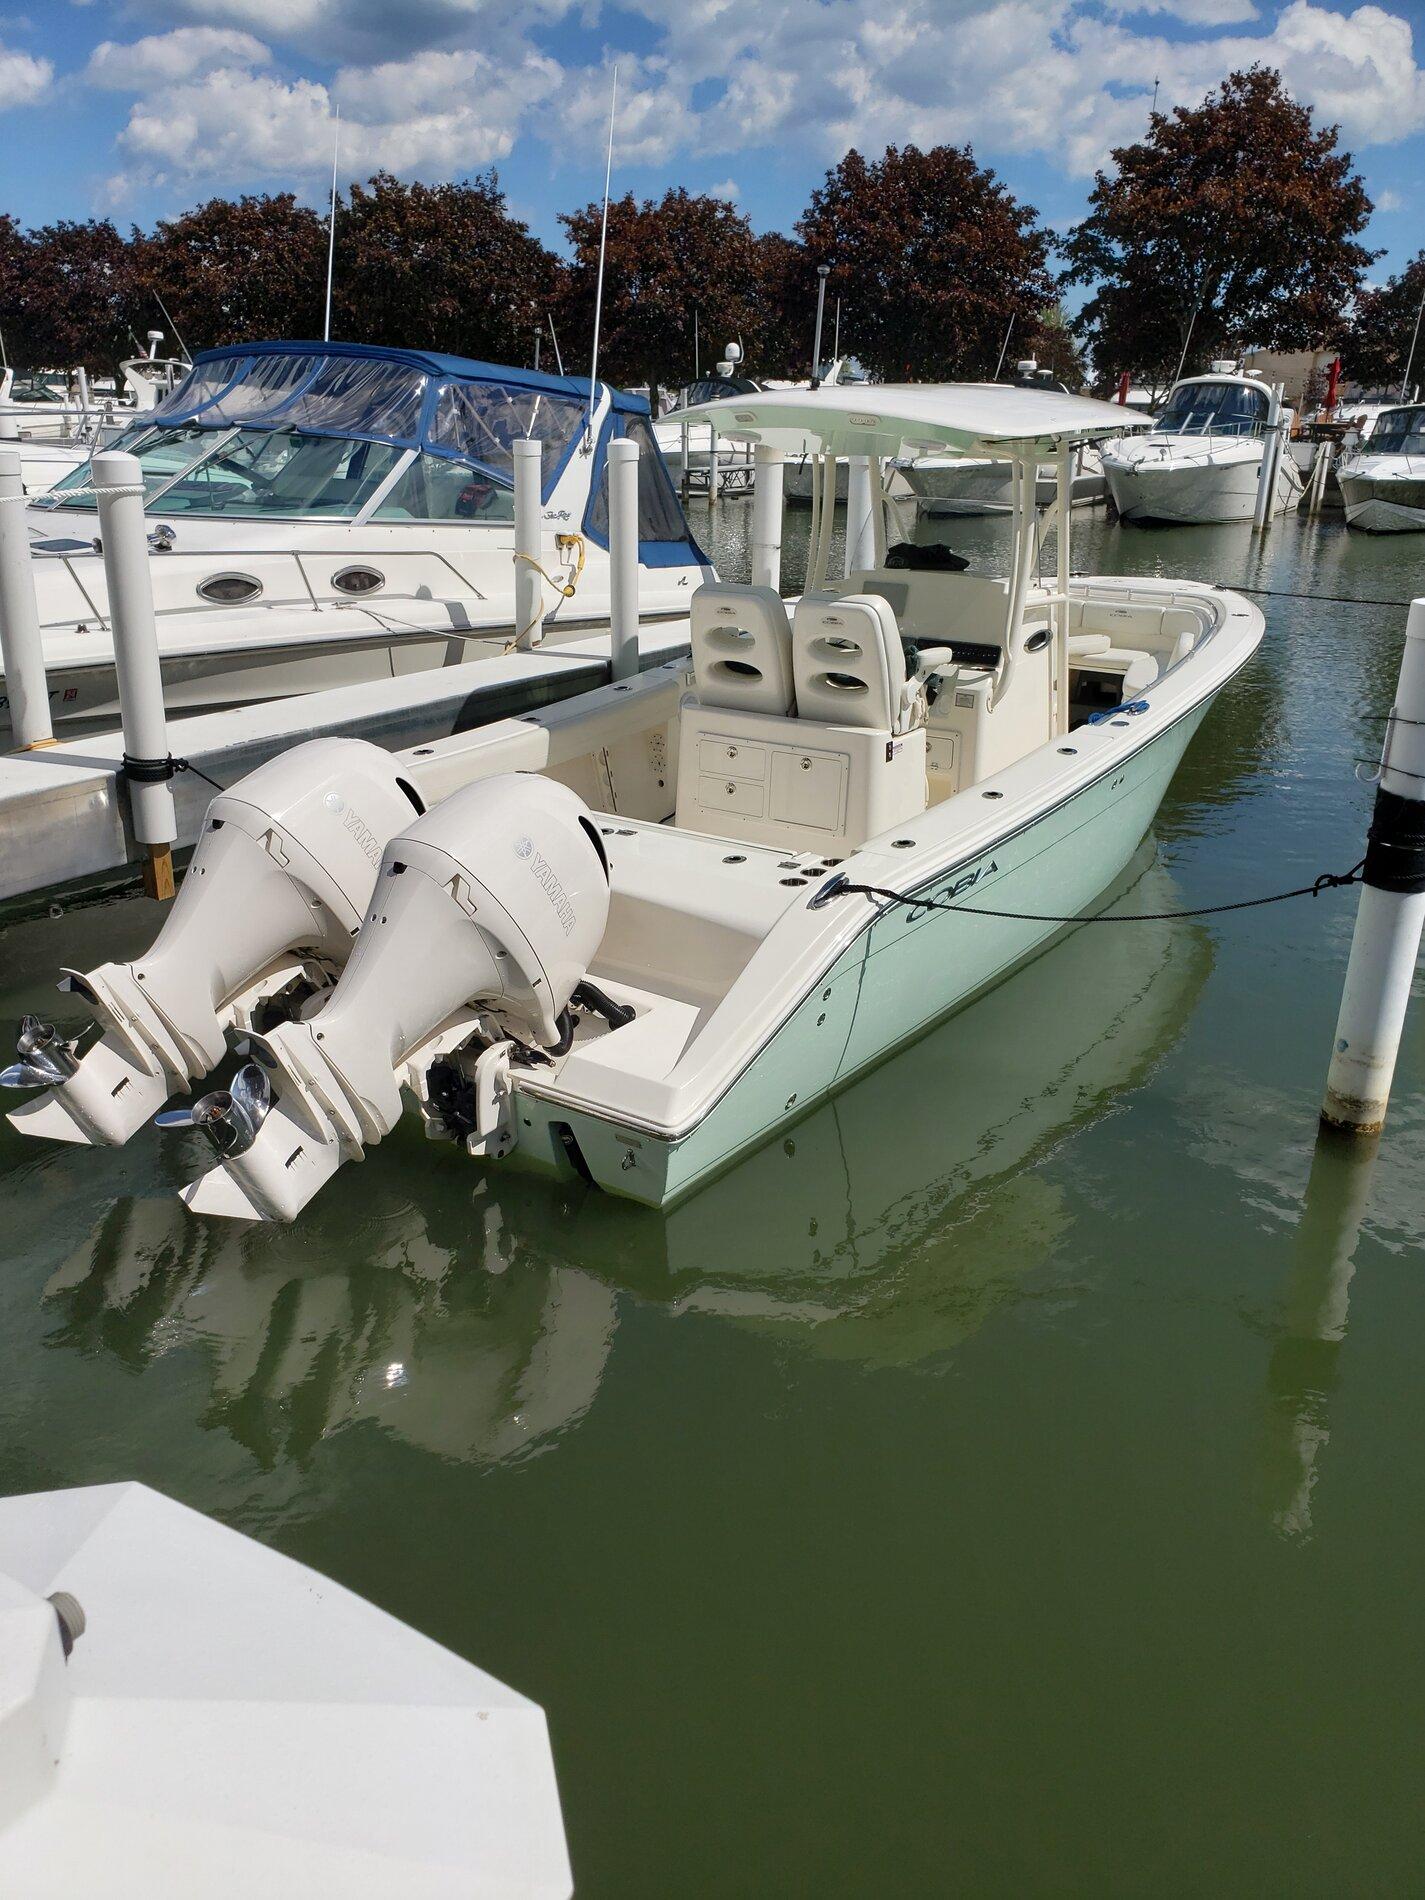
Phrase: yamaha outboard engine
[
  {"left": 4, "top": 739, "right": 421, "bottom": 1147},
  {"left": 177, "top": 774, "right": 612, "bottom": 1223}
]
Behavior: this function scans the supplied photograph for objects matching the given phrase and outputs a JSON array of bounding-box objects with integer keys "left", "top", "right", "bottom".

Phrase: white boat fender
[
  {"left": 3, "top": 737, "right": 423, "bottom": 1148},
  {"left": 174, "top": 773, "right": 612, "bottom": 1223}
]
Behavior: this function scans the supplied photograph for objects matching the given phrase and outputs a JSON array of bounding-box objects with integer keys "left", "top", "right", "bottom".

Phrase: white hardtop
[
  {"left": 1170, "top": 370, "right": 1276, "bottom": 399},
  {"left": 681, "top": 381, "right": 1154, "bottom": 461},
  {"left": 0, "top": 1480, "right": 572, "bottom": 1897}
]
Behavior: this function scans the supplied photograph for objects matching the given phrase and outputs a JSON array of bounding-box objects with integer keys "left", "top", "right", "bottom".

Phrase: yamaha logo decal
[{"left": 514, "top": 836, "right": 534, "bottom": 859}]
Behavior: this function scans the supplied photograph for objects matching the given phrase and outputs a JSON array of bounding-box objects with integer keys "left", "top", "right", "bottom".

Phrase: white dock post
[
  {"left": 1321, "top": 598, "right": 1425, "bottom": 1134},
  {"left": 751, "top": 445, "right": 785, "bottom": 592},
  {"left": 92, "top": 449, "right": 176, "bottom": 900},
  {"left": 680, "top": 421, "right": 690, "bottom": 501},
  {"left": 1253, "top": 382, "right": 1284, "bottom": 530},
  {"left": 845, "top": 455, "right": 875, "bottom": 576},
  {"left": 707, "top": 424, "right": 719, "bottom": 507},
  {"left": 512, "top": 437, "right": 545, "bottom": 650},
  {"left": 0, "top": 447, "right": 54, "bottom": 750},
  {"left": 607, "top": 436, "right": 640, "bottom": 682}
]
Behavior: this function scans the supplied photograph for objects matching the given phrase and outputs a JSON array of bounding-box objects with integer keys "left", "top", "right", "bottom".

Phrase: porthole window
[
  {"left": 197, "top": 572, "right": 262, "bottom": 605},
  {"left": 332, "top": 565, "right": 385, "bottom": 597}
]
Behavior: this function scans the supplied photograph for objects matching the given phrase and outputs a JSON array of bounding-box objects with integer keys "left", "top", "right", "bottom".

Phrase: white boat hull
[
  {"left": 515, "top": 694, "right": 1211, "bottom": 1206},
  {"left": 1105, "top": 445, "right": 1301, "bottom": 524},
  {"left": 901, "top": 456, "right": 1106, "bottom": 516},
  {"left": 1338, "top": 469, "right": 1425, "bottom": 532}
]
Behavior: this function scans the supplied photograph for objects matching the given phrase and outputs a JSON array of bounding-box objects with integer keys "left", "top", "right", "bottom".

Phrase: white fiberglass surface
[{"left": 1364, "top": 407, "right": 1425, "bottom": 456}]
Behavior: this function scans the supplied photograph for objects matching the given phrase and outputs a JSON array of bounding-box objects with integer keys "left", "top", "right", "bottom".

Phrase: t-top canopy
[
  {"left": 681, "top": 382, "right": 1153, "bottom": 461},
  {"left": 148, "top": 340, "right": 646, "bottom": 493}
]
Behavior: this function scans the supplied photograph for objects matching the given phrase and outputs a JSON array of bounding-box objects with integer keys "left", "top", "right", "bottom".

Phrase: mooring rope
[{"left": 816, "top": 862, "right": 1365, "bottom": 926}]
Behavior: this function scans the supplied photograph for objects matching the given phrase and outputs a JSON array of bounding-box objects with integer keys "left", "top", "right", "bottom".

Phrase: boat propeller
[
  {"left": 154, "top": 1063, "right": 271, "bottom": 1158},
  {"left": 0, "top": 1017, "right": 81, "bottom": 1090}
]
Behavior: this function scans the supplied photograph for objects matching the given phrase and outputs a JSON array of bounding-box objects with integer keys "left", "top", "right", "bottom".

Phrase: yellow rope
[{"left": 505, "top": 533, "right": 587, "bottom": 652}]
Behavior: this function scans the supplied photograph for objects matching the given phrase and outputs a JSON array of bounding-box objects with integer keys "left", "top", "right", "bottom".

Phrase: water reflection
[
  {"left": 37, "top": 851, "right": 1212, "bottom": 1462},
  {"left": 1262, "top": 1130, "right": 1379, "bottom": 1541}
]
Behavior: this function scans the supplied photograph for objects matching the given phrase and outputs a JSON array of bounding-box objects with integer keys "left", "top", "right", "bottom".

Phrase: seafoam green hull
[{"left": 514, "top": 702, "right": 1210, "bottom": 1206}]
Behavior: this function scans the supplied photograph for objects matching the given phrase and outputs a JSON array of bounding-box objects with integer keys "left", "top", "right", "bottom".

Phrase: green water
[{"left": 2, "top": 498, "right": 1423, "bottom": 1895}]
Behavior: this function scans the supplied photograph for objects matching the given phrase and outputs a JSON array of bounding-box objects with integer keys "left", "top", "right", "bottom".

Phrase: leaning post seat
[
  {"left": 689, "top": 582, "right": 796, "bottom": 715},
  {"left": 675, "top": 583, "right": 927, "bottom": 854}
]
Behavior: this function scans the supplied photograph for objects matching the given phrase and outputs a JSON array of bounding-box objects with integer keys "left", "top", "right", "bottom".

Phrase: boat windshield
[
  {"left": 37, "top": 424, "right": 515, "bottom": 521},
  {"left": 7, "top": 373, "right": 68, "bottom": 405},
  {"left": 1157, "top": 381, "right": 1267, "bottom": 437},
  {"left": 680, "top": 377, "right": 761, "bottom": 408},
  {"left": 1366, "top": 407, "right": 1425, "bottom": 456}
]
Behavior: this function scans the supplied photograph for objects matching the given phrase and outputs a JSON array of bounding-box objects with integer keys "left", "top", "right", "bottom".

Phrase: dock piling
[
  {"left": 0, "top": 447, "right": 55, "bottom": 750},
  {"left": 608, "top": 436, "right": 639, "bottom": 682},
  {"left": 92, "top": 450, "right": 176, "bottom": 900},
  {"left": 1321, "top": 597, "right": 1425, "bottom": 1134},
  {"left": 512, "top": 438, "right": 545, "bottom": 651}
]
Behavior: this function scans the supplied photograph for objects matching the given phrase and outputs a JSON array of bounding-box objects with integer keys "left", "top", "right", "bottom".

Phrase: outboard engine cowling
[
  {"left": 179, "top": 774, "right": 612, "bottom": 1223},
  {"left": 6, "top": 738, "right": 420, "bottom": 1147}
]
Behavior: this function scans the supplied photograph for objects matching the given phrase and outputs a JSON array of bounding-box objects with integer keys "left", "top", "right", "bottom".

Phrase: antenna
[
  {"left": 547, "top": 313, "right": 565, "bottom": 378},
  {"left": 153, "top": 291, "right": 191, "bottom": 364},
  {"left": 0, "top": 325, "right": 7, "bottom": 371},
  {"left": 694, "top": 308, "right": 700, "bottom": 379},
  {"left": 810, "top": 264, "right": 829, "bottom": 388},
  {"left": 585, "top": 64, "right": 618, "bottom": 443},
  {"left": 832, "top": 297, "right": 841, "bottom": 364},
  {"left": 1399, "top": 282, "right": 1425, "bottom": 402},
  {"left": 993, "top": 311, "right": 1015, "bottom": 380},
  {"left": 324, "top": 107, "right": 340, "bottom": 345}
]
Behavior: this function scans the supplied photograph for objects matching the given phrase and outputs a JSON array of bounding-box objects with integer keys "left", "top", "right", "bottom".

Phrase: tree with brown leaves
[
  {"left": 1063, "top": 66, "right": 1376, "bottom": 388},
  {"left": 794, "top": 145, "right": 1055, "bottom": 382}
]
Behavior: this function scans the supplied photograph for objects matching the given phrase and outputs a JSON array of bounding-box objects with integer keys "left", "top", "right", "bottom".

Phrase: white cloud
[
  {"left": 86, "top": 27, "right": 270, "bottom": 88},
  {"left": 92, "top": 0, "right": 1425, "bottom": 202},
  {"left": 1375, "top": 187, "right": 1403, "bottom": 210},
  {"left": 709, "top": 177, "right": 739, "bottom": 200},
  {"left": 0, "top": 38, "right": 52, "bottom": 107}
]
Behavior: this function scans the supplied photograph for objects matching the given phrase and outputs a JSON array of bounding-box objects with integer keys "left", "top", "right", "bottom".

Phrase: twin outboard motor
[
  {"left": 179, "top": 774, "right": 611, "bottom": 1224},
  {"left": 4, "top": 739, "right": 421, "bottom": 1147}
]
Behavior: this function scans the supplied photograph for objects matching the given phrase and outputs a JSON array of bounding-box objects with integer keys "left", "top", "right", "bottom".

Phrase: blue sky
[{"left": 0, "top": 0, "right": 1421, "bottom": 285}]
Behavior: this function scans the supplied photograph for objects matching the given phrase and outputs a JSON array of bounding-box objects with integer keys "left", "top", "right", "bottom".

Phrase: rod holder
[
  {"left": 607, "top": 437, "right": 639, "bottom": 682},
  {"left": 0, "top": 446, "right": 54, "bottom": 750},
  {"left": 92, "top": 450, "right": 176, "bottom": 899},
  {"left": 1321, "top": 597, "right": 1425, "bottom": 1133}
]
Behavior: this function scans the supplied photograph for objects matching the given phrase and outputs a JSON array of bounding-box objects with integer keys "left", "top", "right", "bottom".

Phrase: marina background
[{"left": 1, "top": 490, "right": 1419, "bottom": 1894}]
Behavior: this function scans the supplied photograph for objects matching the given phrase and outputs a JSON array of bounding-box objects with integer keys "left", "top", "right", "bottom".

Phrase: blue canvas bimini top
[{"left": 151, "top": 339, "right": 649, "bottom": 496}]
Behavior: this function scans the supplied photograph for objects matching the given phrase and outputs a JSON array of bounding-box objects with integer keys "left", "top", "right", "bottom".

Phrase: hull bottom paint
[{"left": 515, "top": 701, "right": 1208, "bottom": 1206}]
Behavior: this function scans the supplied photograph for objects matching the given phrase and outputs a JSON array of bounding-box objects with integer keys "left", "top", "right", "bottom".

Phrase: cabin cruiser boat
[
  {"left": 4, "top": 340, "right": 710, "bottom": 737},
  {"left": 1101, "top": 367, "right": 1303, "bottom": 523},
  {"left": 1336, "top": 403, "right": 1425, "bottom": 531},
  {"left": 6, "top": 382, "right": 1262, "bottom": 1222}
]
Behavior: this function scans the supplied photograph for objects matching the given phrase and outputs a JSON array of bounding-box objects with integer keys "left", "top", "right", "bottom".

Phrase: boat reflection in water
[{"left": 39, "top": 850, "right": 1210, "bottom": 1460}]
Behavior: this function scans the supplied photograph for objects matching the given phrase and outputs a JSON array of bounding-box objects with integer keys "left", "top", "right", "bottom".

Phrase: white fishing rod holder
[
  {"left": 0, "top": 445, "right": 54, "bottom": 750},
  {"left": 92, "top": 449, "right": 177, "bottom": 900}
]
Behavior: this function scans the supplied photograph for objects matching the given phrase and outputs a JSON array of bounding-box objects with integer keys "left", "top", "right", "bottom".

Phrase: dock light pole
[
  {"left": 607, "top": 437, "right": 640, "bottom": 682},
  {"left": 0, "top": 446, "right": 54, "bottom": 750},
  {"left": 92, "top": 450, "right": 176, "bottom": 900},
  {"left": 811, "top": 265, "right": 830, "bottom": 389},
  {"left": 751, "top": 445, "right": 785, "bottom": 592},
  {"left": 1321, "top": 597, "right": 1425, "bottom": 1134},
  {"left": 512, "top": 439, "right": 545, "bottom": 650}
]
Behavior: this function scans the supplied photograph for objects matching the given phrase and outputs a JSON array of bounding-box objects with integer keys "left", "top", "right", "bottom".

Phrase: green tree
[
  {"left": 795, "top": 145, "right": 1054, "bottom": 382},
  {"left": 556, "top": 188, "right": 775, "bottom": 401},
  {"left": 1063, "top": 66, "right": 1376, "bottom": 386},
  {"left": 1335, "top": 251, "right": 1425, "bottom": 395},
  {"left": 334, "top": 171, "right": 560, "bottom": 364},
  {"left": 13, "top": 220, "right": 137, "bottom": 372},
  {"left": 133, "top": 194, "right": 327, "bottom": 353}
]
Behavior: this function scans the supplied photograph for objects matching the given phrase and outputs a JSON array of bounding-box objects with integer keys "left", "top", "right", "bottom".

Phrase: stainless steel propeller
[
  {"left": 154, "top": 1063, "right": 271, "bottom": 1157},
  {"left": 0, "top": 1016, "right": 81, "bottom": 1090}
]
